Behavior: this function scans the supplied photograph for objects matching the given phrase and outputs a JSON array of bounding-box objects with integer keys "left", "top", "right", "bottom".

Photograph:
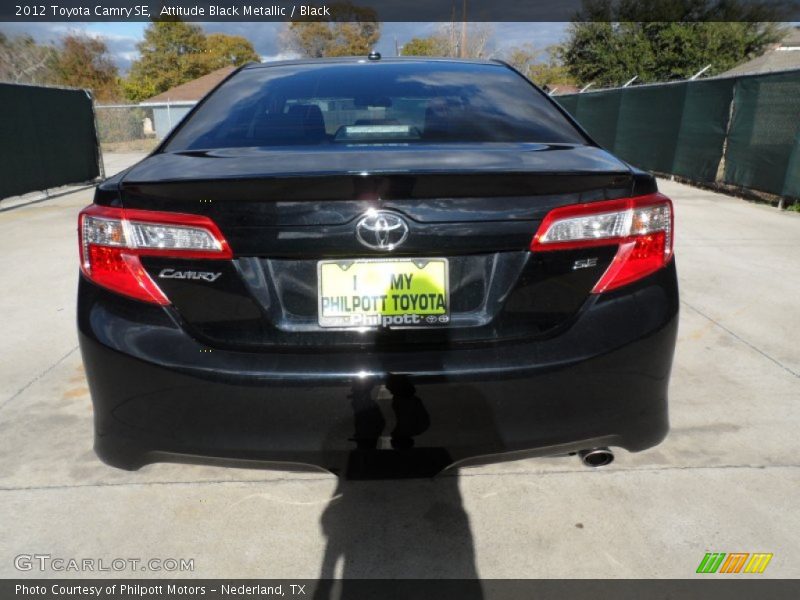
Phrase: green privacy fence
[
  {"left": 555, "top": 69, "right": 800, "bottom": 200},
  {"left": 0, "top": 83, "right": 101, "bottom": 199}
]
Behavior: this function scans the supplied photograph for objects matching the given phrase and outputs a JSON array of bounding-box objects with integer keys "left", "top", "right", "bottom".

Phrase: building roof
[
  {"left": 141, "top": 66, "right": 238, "bottom": 104},
  {"left": 722, "top": 27, "right": 800, "bottom": 77},
  {"left": 783, "top": 27, "right": 800, "bottom": 47}
]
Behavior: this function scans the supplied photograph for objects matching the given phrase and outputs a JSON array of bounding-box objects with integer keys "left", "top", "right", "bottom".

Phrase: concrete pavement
[{"left": 0, "top": 164, "right": 798, "bottom": 579}]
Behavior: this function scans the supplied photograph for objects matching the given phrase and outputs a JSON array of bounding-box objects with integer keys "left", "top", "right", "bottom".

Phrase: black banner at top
[{"left": 3, "top": 0, "right": 799, "bottom": 22}]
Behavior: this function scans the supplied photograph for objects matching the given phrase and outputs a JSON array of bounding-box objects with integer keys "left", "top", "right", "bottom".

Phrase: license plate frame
[{"left": 317, "top": 257, "right": 450, "bottom": 329}]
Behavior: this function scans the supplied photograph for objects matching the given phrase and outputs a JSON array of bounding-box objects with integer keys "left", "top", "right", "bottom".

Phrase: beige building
[{"left": 139, "top": 66, "right": 237, "bottom": 139}]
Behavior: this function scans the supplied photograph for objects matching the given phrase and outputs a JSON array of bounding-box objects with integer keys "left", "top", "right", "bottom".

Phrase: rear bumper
[{"left": 78, "top": 261, "right": 679, "bottom": 476}]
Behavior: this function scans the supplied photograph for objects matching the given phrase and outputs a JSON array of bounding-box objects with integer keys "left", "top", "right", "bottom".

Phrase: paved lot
[{"left": 0, "top": 159, "right": 798, "bottom": 579}]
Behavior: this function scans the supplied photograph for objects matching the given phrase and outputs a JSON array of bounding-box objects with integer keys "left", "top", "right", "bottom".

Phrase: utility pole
[
  {"left": 460, "top": 0, "right": 468, "bottom": 58},
  {"left": 450, "top": 2, "right": 457, "bottom": 57}
]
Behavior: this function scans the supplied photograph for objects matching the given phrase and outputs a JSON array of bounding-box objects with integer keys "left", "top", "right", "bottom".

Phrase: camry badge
[
  {"left": 158, "top": 268, "right": 222, "bottom": 282},
  {"left": 355, "top": 210, "right": 409, "bottom": 251}
]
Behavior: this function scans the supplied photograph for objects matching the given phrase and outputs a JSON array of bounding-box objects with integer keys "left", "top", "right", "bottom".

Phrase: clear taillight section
[
  {"left": 538, "top": 209, "right": 631, "bottom": 244},
  {"left": 531, "top": 193, "right": 674, "bottom": 293},
  {"left": 126, "top": 221, "right": 222, "bottom": 252},
  {"left": 78, "top": 205, "right": 231, "bottom": 305}
]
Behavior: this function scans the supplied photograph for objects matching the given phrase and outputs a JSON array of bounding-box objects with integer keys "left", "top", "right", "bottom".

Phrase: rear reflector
[
  {"left": 78, "top": 205, "right": 231, "bottom": 305},
  {"left": 531, "top": 193, "right": 673, "bottom": 293}
]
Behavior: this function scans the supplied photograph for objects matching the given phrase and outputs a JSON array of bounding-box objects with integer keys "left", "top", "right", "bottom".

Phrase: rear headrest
[
  {"left": 424, "top": 101, "right": 460, "bottom": 140},
  {"left": 424, "top": 101, "right": 482, "bottom": 141},
  {"left": 251, "top": 104, "right": 326, "bottom": 145},
  {"left": 287, "top": 104, "right": 326, "bottom": 141}
]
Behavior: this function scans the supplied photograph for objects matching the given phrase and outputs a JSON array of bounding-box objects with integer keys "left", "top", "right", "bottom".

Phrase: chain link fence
[
  {"left": 555, "top": 69, "right": 800, "bottom": 207},
  {"left": 94, "top": 102, "right": 197, "bottom": 154}
]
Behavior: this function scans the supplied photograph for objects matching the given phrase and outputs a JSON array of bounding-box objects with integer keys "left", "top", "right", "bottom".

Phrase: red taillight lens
[
  {"left": 531, "top": 193, "right": 674, "bottom": 293},
  {"left": 85, "top": 245, "right": 169, "bottom": 305},
  {"left": 78, "top": 205, "right": 232, "bottom": 305}
]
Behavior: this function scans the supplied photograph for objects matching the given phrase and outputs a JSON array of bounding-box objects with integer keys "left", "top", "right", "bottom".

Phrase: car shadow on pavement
[{"left": 313, "top": 374, "right": 499, "bottom": 597}]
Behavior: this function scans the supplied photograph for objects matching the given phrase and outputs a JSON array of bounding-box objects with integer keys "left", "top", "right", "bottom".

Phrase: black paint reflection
[
  {"left": 348, "top": 374, "right": 431, "bottom": 453},
  {"left": 312, "top": 371, "right": 496, "bottom": 597},
  {"left": 339, "top": 374, "right": 449, "bottom": 479}
]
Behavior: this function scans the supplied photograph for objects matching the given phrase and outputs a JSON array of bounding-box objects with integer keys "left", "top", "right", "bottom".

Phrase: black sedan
[{"left": 78, "top": 57, "right": 678, "bottom": 476}]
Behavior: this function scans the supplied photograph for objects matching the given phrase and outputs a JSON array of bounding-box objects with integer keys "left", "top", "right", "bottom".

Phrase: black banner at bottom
[{"left": 4, "top": 579, "right": 800, "bottom": 600}]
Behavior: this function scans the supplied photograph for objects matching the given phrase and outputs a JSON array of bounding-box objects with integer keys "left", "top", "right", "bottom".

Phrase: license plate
[{"left": 317, "top": 258, "right": 450, "bottom": 328}]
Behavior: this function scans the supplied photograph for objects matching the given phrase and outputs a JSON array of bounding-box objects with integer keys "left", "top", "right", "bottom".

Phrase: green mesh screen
[
  {"left": 573, "top": 90, "right": 622, "bottom": 150},
  {"left": 554, "top": 95, "right": 579, "bottom": 117},
  {"left": 0, "top": 83, "right": 100, "bottom": 199},
  {"left": 723, "top": 71, "right": 800, "bottom": 197},
  {"left": 784, "top": 134, "right": 800, "bottom": 198},
  {"left": 556, "top": 70, "right": 800, "bottom": 199},
  {"left": 614, "top": 83, "right": 687, "bottom": 174},
  {"left": 673, "top": 78, "right": 736, "bottom": 183}
]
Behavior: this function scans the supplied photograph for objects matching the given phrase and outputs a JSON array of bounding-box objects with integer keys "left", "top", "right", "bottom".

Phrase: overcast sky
[{"left": 0, "top": 21, "right": 570, "bottom": 72}]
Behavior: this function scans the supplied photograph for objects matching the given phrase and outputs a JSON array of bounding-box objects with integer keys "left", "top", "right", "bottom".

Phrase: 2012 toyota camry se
[{"left": 77, "top": 57, "right": 678, "bottom": 476}]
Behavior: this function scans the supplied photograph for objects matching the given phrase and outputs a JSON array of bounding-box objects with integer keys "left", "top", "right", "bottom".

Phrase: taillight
[
  {"left": 531, "top": 193, "right": 673, "bottom": 293},
  {"left": 78, "top": 205, "right": 232, "bottom": 305}
]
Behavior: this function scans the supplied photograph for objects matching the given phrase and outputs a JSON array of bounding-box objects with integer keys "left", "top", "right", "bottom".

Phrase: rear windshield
[{"left": 163, "top": 61, "right": 587, "bottom": 151}]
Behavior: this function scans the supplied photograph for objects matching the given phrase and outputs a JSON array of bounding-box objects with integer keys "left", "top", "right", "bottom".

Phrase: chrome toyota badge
[{"left": 355, "top": 210, "right": 409, "bottom": 251}]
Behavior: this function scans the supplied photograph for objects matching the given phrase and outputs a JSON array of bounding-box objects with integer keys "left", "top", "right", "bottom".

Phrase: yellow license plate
[{"left": 318, "top": 258, "right": 450, "bottom": 328}]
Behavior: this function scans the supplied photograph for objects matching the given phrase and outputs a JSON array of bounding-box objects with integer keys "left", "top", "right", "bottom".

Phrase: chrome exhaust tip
[{"left": 579, "top": 447, "right": 614, "bottom": 468}]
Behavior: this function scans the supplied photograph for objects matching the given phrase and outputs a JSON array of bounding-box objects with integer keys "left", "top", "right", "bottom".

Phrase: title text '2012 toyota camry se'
[{"left": 77, "top": 57, "right": 678, "bottom": 476}]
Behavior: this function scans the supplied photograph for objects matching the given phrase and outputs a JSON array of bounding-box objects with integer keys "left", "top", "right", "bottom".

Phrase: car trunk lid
[{"left": 119, "top": 144, "right": 636, "bottom": 350}]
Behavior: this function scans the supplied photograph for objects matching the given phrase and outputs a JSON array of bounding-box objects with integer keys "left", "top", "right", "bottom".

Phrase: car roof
[{"left": 242, "top": 56, "right": 508, "bottom": 70}]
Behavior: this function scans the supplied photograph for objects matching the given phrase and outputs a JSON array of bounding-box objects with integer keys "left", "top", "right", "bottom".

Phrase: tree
[
  {"left": 124, "top": 21, "right": 209, "bottom": 101},
  {"left": 124, "top": 24, "right": 261, "bottom": 101},
  {"left": 401, "top": 23, "right": 494, "bottom": 58},
  {"left": 528, "top": 60, "right": 578, "bottom": 89},
  {"left": 202, "top": 33, "right": 260, "bottom": 70},
  {"left": 0, "top": 32, "right": 124, "bottom": 100},
  {"left": 400, "top": 35, "right": 449, "bottom": 57},
  {"left": 504, "top": 43, "right": 577, "bottom": 88},
  {"left": 281, "top": 2, "right": 381, "bottom": 58},
  {"left": 447, "top": 22, "right": 494, "bottom": 58},
  {"left": 0, "top": 33, "right": 57, "bottom": 84},
  {"left": 50, "top": 34, "right": 121, "bottom": 101},
  {"left": 504, "top": 43, "right": 543, "bottom": 74},
  {"left": 561, "top": 0, "right": 785, "bottom": 86}
]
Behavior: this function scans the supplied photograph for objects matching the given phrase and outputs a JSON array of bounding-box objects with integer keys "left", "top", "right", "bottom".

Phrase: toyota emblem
[{"left": 355, "top": 210, "right": 409, "bottom": 251}]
